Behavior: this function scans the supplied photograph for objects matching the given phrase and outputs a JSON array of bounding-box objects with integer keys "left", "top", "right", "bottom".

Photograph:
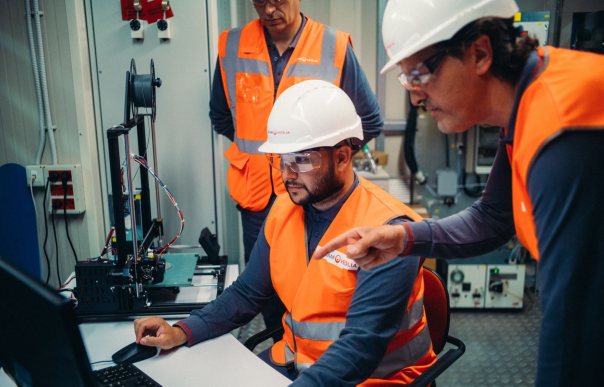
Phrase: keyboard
[{"left": 94, "top": 363, "right": 163, "bottom": 387}]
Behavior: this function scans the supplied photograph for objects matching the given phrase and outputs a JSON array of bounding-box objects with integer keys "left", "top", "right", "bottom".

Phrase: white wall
[
  {"left": 88, "top": 0, "right": 217, "bottom": 249},
  {"left": 0, "top": 0, "right": 104, "bottom": 288}
]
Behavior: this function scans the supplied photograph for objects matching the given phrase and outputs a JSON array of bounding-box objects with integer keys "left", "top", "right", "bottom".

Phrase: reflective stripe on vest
[
  {"left": 400, "top": 297, "right": 424, "bottom": 332},
  {"left": 370, "top": 324, "right": 432, "bottom": 379},
  {"left": 284, "top": 313, "right": 344, "bottom": 342},
  {"left": 284, "top": 298, "right": 423, "bottom": 343},
  {"left": 283, "top": 298, "right": 427, "bottom": 376},
  {"left": 223, "top": 27, "right": 270, "bottom": 155},
  {"left": 285, "top": 25, "right": 339, "bottom": 82},
  {"left": 285, "top": 343, "right": 294, "bottom": 363}
]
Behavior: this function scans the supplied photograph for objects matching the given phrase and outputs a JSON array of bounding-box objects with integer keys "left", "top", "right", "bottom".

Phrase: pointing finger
[{"left": 313, "top": 227, "right": 368, "bottom": 260}]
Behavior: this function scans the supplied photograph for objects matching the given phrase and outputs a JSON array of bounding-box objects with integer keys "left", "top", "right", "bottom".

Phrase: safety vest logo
[
  {"left": 296, "top": 57, "right": 319, "bottom": 63},
  {"left": 318, "top": 247, "right": 358, "bottom": 271}
]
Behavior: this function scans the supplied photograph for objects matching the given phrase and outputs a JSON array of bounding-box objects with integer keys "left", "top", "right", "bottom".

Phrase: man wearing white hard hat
[
  {"left": 133, "top": 80, "right": 437, "bottom": 385},
  {"left": 315, "top": 1, "right": 604, "bottom": 386}
]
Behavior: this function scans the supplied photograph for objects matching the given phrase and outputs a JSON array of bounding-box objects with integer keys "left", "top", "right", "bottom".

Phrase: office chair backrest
[
  {"left": 0, "top": 163, "right": 41, "bottom": 278},
  {"left": 422, "top": 267, "right": 450, "bottom": 355}
]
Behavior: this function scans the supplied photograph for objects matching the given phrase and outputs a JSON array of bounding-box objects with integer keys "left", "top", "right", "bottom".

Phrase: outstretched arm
[
  {"left": 175, "top": 225, "right": 276, "bottom": 346},
  {"left": 315, "top": 132, "right": 515, "bottom": 270}
]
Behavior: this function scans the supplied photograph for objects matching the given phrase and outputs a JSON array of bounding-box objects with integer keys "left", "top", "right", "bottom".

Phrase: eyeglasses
[
  {"left": 250, "top": 0, "right": 286, "bottom": 6},
  {"left": 266, "top": 146, "right": 342, "bottom": 173},
  {"left": 397, "top": 48, "right": 449, "bottom": 91}
]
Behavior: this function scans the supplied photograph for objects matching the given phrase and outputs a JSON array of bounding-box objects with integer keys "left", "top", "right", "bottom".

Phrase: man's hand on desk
[{"left": 134, "top": 316, "right": 188, "bottom": 350}]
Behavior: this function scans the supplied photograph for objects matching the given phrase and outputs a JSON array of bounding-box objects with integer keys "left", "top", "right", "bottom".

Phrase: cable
[
  {"left": 503, "top": 289, "right": 523, "bottom": 302},
  {"left": 62, "top": 173, "right": 79, "bottom": 263},
  {"left": 462, "top": 170, "right": 484, "bottom": 198},
  {"left": 30, "top": 176, "right": 40, "bottom": 233},
  {"left": 86, "top": 227, "right": 115, "bottom": 262},
  {"left": 132, "top": 154, "right": 184, "bottom": 260},
  {"left": 51, "top": 208, "right": 61, "bottom": 285},
  {"left": 42, "top": 180, "right": 51, "bottom": 284},
  {"left": 57, "top": 275, "right": 76, "bottom": 291},
  {"left": 132, "top": 113, "right": 152, "bottom": 182}
]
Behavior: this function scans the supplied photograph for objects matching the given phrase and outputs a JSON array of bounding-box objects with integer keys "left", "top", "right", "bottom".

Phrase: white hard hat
[
  {"left": 258, "top": 80, "right": 363, "bottom": 154},
  {"left": 381, "top": 0, "right": 519, "bottom": 74}
]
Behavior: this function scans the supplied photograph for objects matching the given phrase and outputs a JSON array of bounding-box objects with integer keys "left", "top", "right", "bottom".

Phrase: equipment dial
[{"left": 450, "top": 269, "right": 464, "bottom": 283}]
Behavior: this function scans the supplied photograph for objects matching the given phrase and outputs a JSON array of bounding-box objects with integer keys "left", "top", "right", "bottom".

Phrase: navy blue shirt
[
  {"left": 209, "top": 14, "right": 383, "bottom": 147},
  {"left": 403, "top": 50, "right": 604, "bottom": 387},
  {"left": 177, "top": 175, "right": 422, "bottom": 386}
]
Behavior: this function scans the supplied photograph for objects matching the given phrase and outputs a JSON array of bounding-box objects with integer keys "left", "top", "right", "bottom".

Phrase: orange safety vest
[
  {"left": 264, "top": 177, "right": 437, "bottom": 385},
  {"left": 217, "top": 17, "right": 351, "bottom": 211},
  {"left": 507, "top": 47, "right": 604, "bottom": 260}
]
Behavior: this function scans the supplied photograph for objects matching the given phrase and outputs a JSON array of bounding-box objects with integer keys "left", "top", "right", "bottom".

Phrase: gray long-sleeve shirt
[{"left": 403, "top": 129, "right": 516, "bottom": 258}]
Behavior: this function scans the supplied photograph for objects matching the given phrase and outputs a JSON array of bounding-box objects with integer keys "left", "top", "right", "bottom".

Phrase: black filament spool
[{"left": 132, "top": 74, "right": 154, "bottom": 109}]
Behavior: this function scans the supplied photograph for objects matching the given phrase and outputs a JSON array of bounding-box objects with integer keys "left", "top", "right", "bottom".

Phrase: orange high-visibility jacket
[
  {"left": 264, "top": 177, "right": 437, "bottom": 385},
  {"left": 218, "top": 18, "right": 351, "bottom": 211},
  {"left": 507, "top": 47, "right": 604, "bottom": 260}
]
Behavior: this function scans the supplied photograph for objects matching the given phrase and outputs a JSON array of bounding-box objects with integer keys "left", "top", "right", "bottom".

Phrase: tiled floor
[{"left": 437, "top": 291, "right": 541, "bottom": 386}]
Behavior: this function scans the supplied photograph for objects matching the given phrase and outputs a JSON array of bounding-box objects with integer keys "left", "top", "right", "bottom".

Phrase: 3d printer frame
[{"left": 74, "top": 60, "right": 227, "bottom": 320}]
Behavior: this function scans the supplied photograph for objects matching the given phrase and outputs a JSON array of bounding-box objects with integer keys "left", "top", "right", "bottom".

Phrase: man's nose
[
  {"left": 281, "top": 164, "right": 298, "bottom": 180},
  {"left": 263, "top": 2, "right": 276, "bottom": 15},
  {"left": 410, "top": 90, "right": 427, "bottom": 106}
]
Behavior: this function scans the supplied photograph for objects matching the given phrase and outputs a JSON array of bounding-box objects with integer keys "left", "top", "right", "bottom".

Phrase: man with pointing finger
[
  {"left": 315, "top": 1, "right": 604, "bottom": 386},
  {"left": 134, "top": 81, "right": 436, "bottom": 386}
]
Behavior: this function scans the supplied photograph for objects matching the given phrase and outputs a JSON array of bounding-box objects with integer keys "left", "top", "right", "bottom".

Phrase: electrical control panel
[
  {"left": 485, "top": 264, "right": 526, "bottom": 309},
  {"left": 46, "top": 164, "right": 86, "bottom": 214},
  {"left": 447, "top": 263, "right": 526, "bottom": 309},
  {"left": 474, "top": 125, "right": 501, "bottom": 175},
  {"left": 447, "top": 264, "right": 486, "bottom": 308}
]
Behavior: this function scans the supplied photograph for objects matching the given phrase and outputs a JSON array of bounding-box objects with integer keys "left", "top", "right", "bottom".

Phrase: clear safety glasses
[
  {"left": 397, "top": 48, "right": 449, "bottom": 91},
  {"left": 250, "top": 0, "right": 286, "bottom": 6},
  {"left": 266, "top": 151, "right": 323, "bottom": 173}
]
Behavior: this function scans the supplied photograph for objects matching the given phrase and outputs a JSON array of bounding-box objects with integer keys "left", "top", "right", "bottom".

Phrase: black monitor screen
[{"left": 0, "top": 256, "right": 96, "bottom": 387}]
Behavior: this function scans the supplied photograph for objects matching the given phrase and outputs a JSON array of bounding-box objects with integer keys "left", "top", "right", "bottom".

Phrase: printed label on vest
[
  {"left": 295, "top": 57, "right": 319, "bottom": 63},
  {"left": 318, "top": 247, "right": 358, "bottom": 271}
]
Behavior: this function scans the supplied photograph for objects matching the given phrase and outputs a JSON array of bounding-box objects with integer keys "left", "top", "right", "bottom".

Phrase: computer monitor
[{"left": 0, "top": 256, "right": 98, "bottom": 387}]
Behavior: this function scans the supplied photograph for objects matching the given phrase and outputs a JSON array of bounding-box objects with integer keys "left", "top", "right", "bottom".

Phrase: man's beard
[{"left": 285, "top": 156, "right": 345, "bottom": 207}]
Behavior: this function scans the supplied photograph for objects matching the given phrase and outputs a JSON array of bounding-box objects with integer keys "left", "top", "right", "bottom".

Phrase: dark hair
[{"left": 436, "top": 17, "right": 540, "bottom": 85}]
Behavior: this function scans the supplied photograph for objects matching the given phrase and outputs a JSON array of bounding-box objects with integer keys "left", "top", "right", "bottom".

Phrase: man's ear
[
  {"left": 337, "top": 146, "right": 352, "bottom": 171},
  {"left": 471, "top": 35, "right": 493, "bottom": 76}
]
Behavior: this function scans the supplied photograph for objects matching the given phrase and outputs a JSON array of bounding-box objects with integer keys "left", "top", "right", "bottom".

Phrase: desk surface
[
  {"left": 1, "top": 322, "right": 291, "bottom": 387},
  {"left": 0, "top": 264, "right": 291, "bottom": 387},
  {"left": 83, "top": 320, "right": 292, "bottom": 387}
]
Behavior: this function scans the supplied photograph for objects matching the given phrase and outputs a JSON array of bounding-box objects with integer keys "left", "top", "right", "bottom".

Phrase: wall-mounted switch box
[
  {"left": 26, "top": 165, "right": 46, "bottom": 187},
  {"left": 46, "top": 164, "right": 86, "bottom": 214}
]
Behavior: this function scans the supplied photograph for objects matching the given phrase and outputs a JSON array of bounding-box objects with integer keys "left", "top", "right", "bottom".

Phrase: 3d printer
[{"left": 74, "top": 60, "right": 227, "bottom": 319}]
